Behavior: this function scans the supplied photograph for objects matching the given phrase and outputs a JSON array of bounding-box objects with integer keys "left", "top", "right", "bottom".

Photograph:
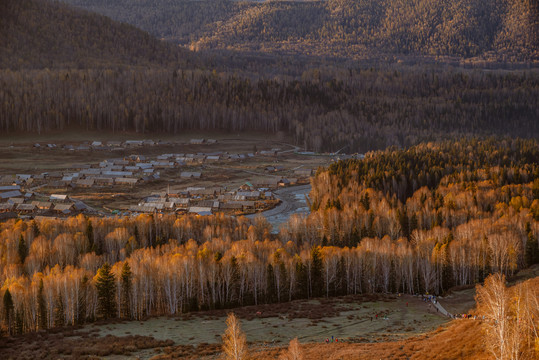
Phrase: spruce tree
[
  {"left": 525, "top": 224, "right": 539, "bottom": 267},
  {"left": 95, "top": 263, "right": 116, "bottom": 319},
  {"left": 266, "top": 263, "right": 276, "bottom": 303},
  {"left": 310, "top": 247, "right": 323, "bottom": 298},
  {"left": 31, "top": 220, "right": 40, "bottom": 237},
  {"left": 15, "top": 309, "right": 24, "bottom": 334},
  {"left": 86, "top": 219, "right": 94, "bottom": 251},
  {"left": 295, "top": 257, "right": 308, "bottom": 299},
  {"left": 278, "top": 260, "right": 288, "bottom": 301},
  {"left": 77, "top": 275, "right": 89, "bottom": 324},
  {"left": 37, "top": 278, "right": 47, "bottom": 330},
  {"left": 3, "top": 289, "right": 14, "bottom": 335},
  {"left": 54, "top": 295, "right": 65, "bottom": 327},
  {"left": 18, "top": 235, "right": 27, "bottom": 265},
  {"left": 120, "top": 262, "right": 132, "bottom": 318}
]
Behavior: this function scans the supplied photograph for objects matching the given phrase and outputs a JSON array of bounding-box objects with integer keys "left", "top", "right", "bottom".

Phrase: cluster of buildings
[
  {"left": 129, "top": 185, "right": 276, "bottom": 215},
  {"left": 1, "top": 137, "right": 317, "bottom": 219},
  {"left": 33, "top": 139, "right": 165, "bottom": 152},
  {"left": 128, "top": 166, "right": 313, "bottom": 216},
  {"left": 32, "top": 138, "right": 219, "bottom": 152},
  {"left": 0, "top": 157, "right": 160, "bottom": 191},
  {"left": 0, "top": 186, "right": 87, "bottom": 219}
]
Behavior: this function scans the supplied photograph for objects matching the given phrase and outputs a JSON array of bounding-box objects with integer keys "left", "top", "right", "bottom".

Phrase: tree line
[{"left": 0, "top": 68, "right": 537, "bottom": 152}]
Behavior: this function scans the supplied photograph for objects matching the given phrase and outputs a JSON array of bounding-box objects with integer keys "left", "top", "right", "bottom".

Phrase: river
[{"left": 246, "top": 184, "right": 311, "bottom": 233}]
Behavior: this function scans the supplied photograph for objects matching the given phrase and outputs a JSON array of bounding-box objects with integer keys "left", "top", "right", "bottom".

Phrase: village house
[
  {"left": 50, "top": 194, "right": 70, "bottom": 202},
  {"left": 8, "top": 197, "right": 25, "bottom": 205},
  {"left": 219, "top": 202, "right": 243, "bottom": 211},
  {"left": 206, "top": 155, "right": 220, "bottom": 161},
  {"left": 107, "top": 141, "right": 122, "bottom": 147},
  {"left": 0, "top": 203, "right": 14, "bottom": 212},
  {"left": 228, "top": 201, "right": 256, "bottom": 211},
  {"left": 76, "top": 179, "right": 95, "bottom": 188},
  {"left": 0, "top": 185, "right": 21, "bottom": 192},
  {"left": 236, "top": 191, "right": 261, "bottom": 200},
  {"left": 16, "top": 174, "right": 32, "bottom": 181},
  {"left": 125, "top": 140, "right": 143, "bottom": 147},
  {"left": 0, "top": 190, "right": 23, "bottom": 200},
  {"left": 254, "top": 178, "right": 281, "bottom": 188},
  {"left": 115, "top": 178, "right": 140, "bottom": 186},
  {"left": 93, "top": 177, "right": 115, "bottom": 186},
  {"left": 188, "top": 206, "right": 212, "bottom": 215},
  {"left": 181, "top": 171, "right": 202, "bottom": 179},
  {"left": 0, "top": 175, "right": 15, "bottom": 185},
  {"left": 31, "top": 201, "right": 53, "bottom": 211},
  {"left": 16, "top": 204, "right": 36, "bottom": 213},
  {"left": 294, "top": 168, "right": 313, "bottom": 177},
  {"left": 53, "top": 203, "right": 75, "bottom": 214}
]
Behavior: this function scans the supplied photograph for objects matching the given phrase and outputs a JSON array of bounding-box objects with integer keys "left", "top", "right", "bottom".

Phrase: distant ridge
[
  {"left": 61, "top": 0, "right": 539, "bottom": 62},
  {"left": 0, "top": 0, "right": 187, "bottom": 69}
]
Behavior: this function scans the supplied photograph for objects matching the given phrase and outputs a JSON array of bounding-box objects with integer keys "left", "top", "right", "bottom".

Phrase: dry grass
[
  {"left": 249, "top": 320, "right": 489, "bottom": 360},
  {"left": 0, "top": 327, "right": 174, "bottom": 360}
]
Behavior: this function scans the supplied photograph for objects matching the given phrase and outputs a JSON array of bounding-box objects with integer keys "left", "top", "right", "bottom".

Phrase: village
[{"left": 0, "top": 137, "right": 345, "bottom": 220}]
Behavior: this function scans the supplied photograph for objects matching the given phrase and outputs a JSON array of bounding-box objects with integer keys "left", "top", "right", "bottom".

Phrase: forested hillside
[
  {"left": 0, "top": 139, "right": 537, "bottom": 340},
  {"left": 0, "top": 0, "right": 187, "bottom": 69},
  {"left": 1, "top": 67, "right": 537, "bottom": 151},
  {"left": 62, "top": 0, "right": 539, "bottom": 61}
]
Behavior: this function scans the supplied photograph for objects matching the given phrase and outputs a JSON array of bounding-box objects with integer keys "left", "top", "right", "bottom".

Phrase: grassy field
[
  {"left": 0, "top": 291, "right": 477, "bottom": 360},
  {"left": 63, "top": 290, "right": 473, "bottom": 360}
]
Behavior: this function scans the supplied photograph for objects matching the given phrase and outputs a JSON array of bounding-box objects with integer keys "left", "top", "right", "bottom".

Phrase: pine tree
[
  {"left": 310, "top": 246, "right": 323, "bottom": 298},
  {"left": 37, "top": 278, "right": 47, "bottom": 330},
  {"left": 278, "top": 260, "right": 288, "bottom": 301},
  {"left": 266, "top": 263, "right": 276, "bottom": 303},
  {"left": 31, "top": 220, "right": 40, "bottom": 237},
  {"left": 15, "top": 309, "right": 24, "bottom": 334},
  {"left": 295, "top": 257, "right": 308, "bottom": 299},
  {"left": 95, "top": 263, "right": 116, "bottom": 319},
  {"left": 54, "top": 295, "right": 65, "bottom": 327},
  {"left": 3, "top": 289, "right": 14, "bottom": 335},
  {"left": 525, "top": 223, "right": 539, "bottom": 267},
  {"left": 229, "top": 256, "right": 240, "bottom": 307},
  {"left": 222, "top": 313, "right": 249, "bottom": 360},
  {"left": 120, "top": 262, "right": 132, "bottom": 319},
  {"left": 77, "top": 275, "right": 89, "bottom": 324},
  {"left": 18, "top": 234, "right": 27, "bottom": 265},
  {"left": 86, "top": 219, "right": 94, "bottom": 251}
]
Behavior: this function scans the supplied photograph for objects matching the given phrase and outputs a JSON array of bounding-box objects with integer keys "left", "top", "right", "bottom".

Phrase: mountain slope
[
  {"left": 0, "top": 0, "right": 187, "bottom": 69},
  {"left": 61, "top": 0, "right": 539, "bottom": 62}
]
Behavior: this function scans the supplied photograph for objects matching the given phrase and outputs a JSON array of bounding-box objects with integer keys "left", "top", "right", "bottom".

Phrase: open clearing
[{"left": 77, "top": 291, "right": 474, "bottom": 359}]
